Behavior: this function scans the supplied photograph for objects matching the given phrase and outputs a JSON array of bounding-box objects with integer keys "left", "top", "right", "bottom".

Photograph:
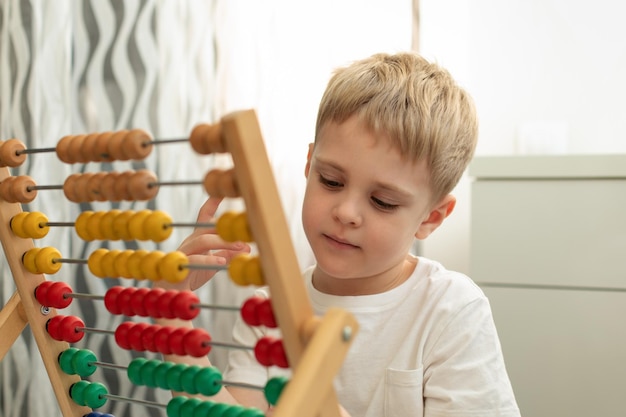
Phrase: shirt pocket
[{"left": 384, "top": 367, "right": 424, "bottom": 417}]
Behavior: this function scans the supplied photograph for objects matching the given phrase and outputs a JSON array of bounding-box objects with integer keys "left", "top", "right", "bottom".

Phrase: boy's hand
[{"left": 156, "top": 196, "right": 251, "bottom": 291}]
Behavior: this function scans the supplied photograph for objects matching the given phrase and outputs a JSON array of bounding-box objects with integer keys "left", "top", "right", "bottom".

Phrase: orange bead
[
  {"left": 113, "top": 170, "right": 134, "bottom": 201},
  {"left": 203, "top": 169, "right": 222, "bottom": 197},
  {"left": 87, "top": 248, "right": 109, "bottom": 278},
  {"left": 144, "top": 210, "right": 173, "bottom": 242},
  {"left": 0, "top": 138, "right": 27, "bottom": 167},
  {"left": 56, "top": 135, "right": 76, "bottom": 163},
  {"left": 158, "top": 251, "right": 189, "bottom": 284},
  {"left": 23, "top": 211, "right": 49, "bottom": 239},
  {"left": 34, "top": 246, "right": 62, "bottom": 275},
  {"left": 68, "top": 134, "right": 88, "bottom": 163},
  {"left": 122, "top": 129, "right": 152, "bottom": 160},
  {"left": 10, "top": 176, "right": 37, "bottom": 203},
  {"left": 74, "top": 211, "right": 94, "bottom": 241},
  {"left": 81, "top": 133, "right": 101, "bottom": 163},
  {"left": 86, "top": 171, "right": 108, "bottom": 202},
  {"left": 99, "top": 171, "right": 120, "bottom": 201},
  {"left": 74, "top": 173, "right": 95, "bottom": 203},
  {"left": 128, "top": 169, "right": 158, "bottom": 201},
  {"left": 106, "top": 129, "right": 129, "bottom": 161},
  {"left": 10, "top": 212, "right": 29, "bottom": 238},
  {"left": 93, "top": 131, "right": 114, "bottom": 162},
  {"left": 63, "top": 173, "right": 81, "bottom": 202},
  {"left": 205, "top": 123, "right": 226, "bottom": 153},
  {"left": 189, "top": 124, "right": 212, "bottom": 154},
  {"left": 218, "top": 168, "right": 239, "bottom": 198},
  {"left": 0, "top": 177, "right": 17, "bottom": 203}
]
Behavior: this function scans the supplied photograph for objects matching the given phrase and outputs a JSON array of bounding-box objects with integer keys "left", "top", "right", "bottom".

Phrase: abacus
[{"left": 0, "top": 109, "right": 358, "bottom": 417}]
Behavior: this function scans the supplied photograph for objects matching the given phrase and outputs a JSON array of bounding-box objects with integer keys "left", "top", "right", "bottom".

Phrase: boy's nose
[{"left": 332, "top": 197, "right": 363, "bottom": 227}]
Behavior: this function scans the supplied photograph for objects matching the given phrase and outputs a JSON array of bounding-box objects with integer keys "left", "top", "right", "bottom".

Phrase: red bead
[
  {"left": 257, "top": 298, "right": 277, "bottom": 328},
  {"left": 115, "top": 322, "right": 134, "bottom": 350},
  {"left": 143, "top": 288, "right": 165, "bottom": 318},
  {"left": 169, "top": 327, "right": 188, "bottom": 356},
  {"left": 128, "top": 322, "right": 151, "bottom": 351},
  {"left": 241, "top": 296, "right": 263, "bottom": 326},
  {"left": 171, "top": 291, "right": 200, "bottom": 320},
  {"left": 129, "top": 287, "right": 150, "bottom": 316},
  {"left": 60, "top": 315, "right": 85, "bottom": 343},
  {"left": 46, "top": 315, "right": 64, "bottom": 340},
  {"left": 141, "top": 324, "right": 161, "bottom": 352},
  {"left": 182, "top": 328, "right": 211, "bottom": 357},
  {"left": 46, "top": 282, "right": 73, "bottom": 309},
  {"left": 118, "top": 287, "right": 137, "bottom": 316},
  {"left": 104, "top": 286, "right": 125, "bottom": 315},
  {"left": 254, "top": 336, "right": 274, "bottom": 367},
  {"left": 154, "top": 325, "right": 175, "bottom": 354},
  {"left": 269, "top": 338, "right": 289, "bottom": 368},
  {"left": 156, "top": 290, "right": 178, "bottom": 319},
  {"left": 34, "top": 280, "right": 54, "bottom": 306}
]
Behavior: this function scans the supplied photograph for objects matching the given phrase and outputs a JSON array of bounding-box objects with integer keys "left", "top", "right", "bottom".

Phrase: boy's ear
[
  {"left": 304, "top": 143, "right": 314, "bottom": 178},
  {"left": 415, "top": 194, "right": 456, "bottom": 240}
]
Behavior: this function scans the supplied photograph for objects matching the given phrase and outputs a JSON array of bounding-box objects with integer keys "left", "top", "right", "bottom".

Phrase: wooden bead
[
  {"left": 99, "top": 171, "right": 120, "bottom": 201},
  {"left": 56, "top": 135, "right": 75, "bottom": 163},
  {"left": 128, "top": 209, "right": 151, "bottom": 241},
  {"left": 101, "top": 249, "right": 122, "bottom": 278},
  {"left": 86, "top": 211, "right": 106, "bottom": 240},
  {"left": 0, "top": 139, "right": 27, "bottom": 167},
  {"left": 112, "top": 210, "right": 134, "bottom": 240},
  {"left": 122, "top": 129, "right": 152, "bottom": 160},
  {"left": 34, "top": 246, "right": 62, "bottom": 275},
  {"left": 86, "top": 171, "right": 108, "bottom": 202},
  {"left": 99, "top": 209, "right": 122, "bottom": 240},
  {"left": 216, "top": 211, "right": 237, "bottom": 242},
  {"left": 127, "top": 249, "right": 149, "bottom": 280},
  {"left": 0, "top": 177, "right": 17, "bottom": 203},
  {"left": 22, "top": 247, "right": 39, "bottom": 273},
  {"left": 189, "top": 124, "right": 212, "bottom": 154},
  {"left": 87, "top": 248, "right": 109, "bottom": 278},
  {"left": 63, "top": 173, "right": 81, "bottom": 202},
  {"left": 113, "top": 170, "right": 134, "bottom": 201},
  {"left": 139, "top": 250, "right": 165, "bottom": 281},
  {"left": 244, "top": 256, "right": 265, "bottom": 286},
  {"left": 128, "top": 169, "right": 158, "bottom": 201},
  {"left": 74, "top": 173, "right": 95, "bottom": 202},
  {"left": 158, "top": 251, "right": 189, "bottom": 284},
  {"left": 94, "top": 131, "right": 114, "bottom": 162},
  {"left": 81, "top": 133, "right": 101, "bottom": 162},
  {"left": 205, "top": 123, "right": 226, "bottom": 153},
  {"left": 11, "top": 176, "right": 37, "bottom": 203},
  {"left": 202, "top": 169, "right": 222, "bottom": 197},
  {"left": 107, "top": 129, "right": 129, "bottom": 161},
  {"left": 144, "top": 210, "right": 173, "bottom": 242},
  {"left": 68, "top": 134, "right": 88, "bottom": 163},
  {"left": 228, "top": 254, "right": 249, "bottom": 286},
  {"left": 232, "top": 212, "right": 253, "bottom": 242},
  {"left": 23, "top": 211, "right": 49, "bottom": 239},
  {"left": 10, "top": 212, "right": 29, "bottom": 238},
  {"left": 218, "top": 168, "right": 239, "bottom": 198},
  {"left": 74, "top": 211, "right": 94, "bottom": 241},
  {"left": 114, "top": 249, "right": 135, "bottom": 278}
]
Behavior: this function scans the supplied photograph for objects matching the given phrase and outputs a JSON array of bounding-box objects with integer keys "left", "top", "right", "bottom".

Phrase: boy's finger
[{"left": 196, "top": 196, "right": 223, "bottom": 224}]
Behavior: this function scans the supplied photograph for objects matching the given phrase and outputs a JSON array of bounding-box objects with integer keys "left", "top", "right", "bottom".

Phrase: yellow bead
[
  {"left": 144, "top": 210, "right": 173, "bottom": 242},
  {"left": 127, "top": 249, "right": 149, "bottom": 279},
  {"left": 244, "top": 256, "right": 265, "bottom": 286},
  {"left": 158, "top": 251, "right": 189, "bottom": 283},
  {"left": 232, "top": 212, "right": 253, "bottom": 242},
  {"left": 35, "top": 246, "right": 62, "bottom": 275},
  {"left": 75, "top": 211, "right": 94, "bottom": 241},
  {"left": 228, "top": 254, "right": 250, "bottom": 286},
  {"left": 24, "top": 211, "right": 49, "bottom": 239},
  {"left": 10, "top": 212, "right": 29, "bottom": 238},
  {"left": 128, "top": 210, "right": 151, "bottom": 241},
  {"left": 216, "top": 211, "right": 237, "bottom": 242},
  {"left": 22, "top": 248, "right": 40, "bottom": 273},
  {"left": 101, "top": 249, "right": 122, "bottom": 278},
  {"left": 112, "top": 210, "right": 134, "bottom": 241},
  {"left": 114, "top": 249, "right": 135, "bottom": 278},
  {"left": 88, "top": 248, "right": 109, "bottom": 278},
  {"left": 89, "top": 211, "right": 107, "bottom": 240},
  {"left": 140, "top": 250, "right": 166, "bottom": 281},
  {"left": 99, "top": 209, "right": 122, "bottom": 240}
]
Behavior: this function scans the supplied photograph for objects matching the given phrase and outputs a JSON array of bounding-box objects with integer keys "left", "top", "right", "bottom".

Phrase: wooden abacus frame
[{"left": 0, "top": 109, "right": 358, "bottom": 417}]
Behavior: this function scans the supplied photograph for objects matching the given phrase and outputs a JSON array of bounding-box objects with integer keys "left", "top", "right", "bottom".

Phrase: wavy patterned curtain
[{"left": 0, "top": 1, "right": 222, "bottom": 416}]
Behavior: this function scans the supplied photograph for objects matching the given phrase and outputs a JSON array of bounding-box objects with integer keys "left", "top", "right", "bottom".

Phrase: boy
[{"left": 158, "top": 52, "right": 520, "bottom": 416}]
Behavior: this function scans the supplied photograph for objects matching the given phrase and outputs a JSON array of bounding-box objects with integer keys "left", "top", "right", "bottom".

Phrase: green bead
[
  {"left": 127, "top": 357, "right": 148, "bottom": 385},
  {"left": 69, "top": 380, "right": 90, "bottom": 406},
  {"left": 221, "top": 404, "right": 246, "bottom": 417},
  {"left": 83, "top": 381, "right": 108, "bottom": 409},
  {"left": 192, "top": 401, "right": 214, "bottom": 417},
  {"left": 264, "top": 376, "right": 289, "bottom": 406},
  {"left": 179, "top": 397, "right": 203, "bottom": 417},
  {"left": 180, "top": 365, "right": 201, "bottom": 394},
  {"left": 206, "top": 403, "right": 230, "bottom": 417},
  {"left": 166, "top": 363, "right": 188, "bottom": 392},
  {"left": 58, "top": 348, "right": 79, "bottom": 375},
  {"left": 166, "top": 396, "right": 187, "bottom": 417},
  {"left": 238, "top": 408, "right": 265, "bottom": 417},
  {"left": 155, "top": 361, "right": 175, "bottom": 389},
  {"left": 195, "top": 367, "right": 222, "bottom": 396},
  {"left": 139, "top": 359, "right": 161, "bottom": 388},
  {"left": 72, "top": 349, "right": 97, "bottom": 377}
]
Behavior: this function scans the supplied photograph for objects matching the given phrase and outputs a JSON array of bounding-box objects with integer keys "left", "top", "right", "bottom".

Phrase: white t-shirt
[{"left": 224, "top": 256, "right": 521, "bottom": 417}]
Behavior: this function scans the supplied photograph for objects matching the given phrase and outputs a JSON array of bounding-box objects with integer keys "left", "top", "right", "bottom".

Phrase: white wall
[{"left": 419, "top": 0, "right": 626, "bottom": 274}]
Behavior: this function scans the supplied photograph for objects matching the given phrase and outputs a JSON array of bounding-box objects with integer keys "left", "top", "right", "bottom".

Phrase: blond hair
[{"left": 315, "top": 52, "right": 478, "bottom": 204}]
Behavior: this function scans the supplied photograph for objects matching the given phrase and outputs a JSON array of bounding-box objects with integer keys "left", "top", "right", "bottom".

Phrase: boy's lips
[{"left": 323, "top": 233, "right": 359, "bottom": 249}]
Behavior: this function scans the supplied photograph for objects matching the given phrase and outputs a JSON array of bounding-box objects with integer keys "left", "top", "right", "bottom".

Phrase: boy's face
[{"left": 302, "top": 115, "right": 454, "bottom": 295}]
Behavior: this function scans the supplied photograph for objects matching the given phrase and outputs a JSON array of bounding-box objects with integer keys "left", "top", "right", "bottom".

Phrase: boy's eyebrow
[{"left": 315, "top": 156, "right": 414, "bottom": 199}]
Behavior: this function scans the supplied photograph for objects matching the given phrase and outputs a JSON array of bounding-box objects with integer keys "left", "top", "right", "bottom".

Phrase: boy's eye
[
  {"left": 372, "top": 196, "right": 398, "bottom": 211},
  {"left": 318, "top": 174, "right": 342, "bottom": 188}
]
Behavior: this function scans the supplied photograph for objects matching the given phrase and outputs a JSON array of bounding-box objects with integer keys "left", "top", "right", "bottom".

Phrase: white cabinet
[{"left": 469, "top": 155, "right": 626, "bottom": 417}]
